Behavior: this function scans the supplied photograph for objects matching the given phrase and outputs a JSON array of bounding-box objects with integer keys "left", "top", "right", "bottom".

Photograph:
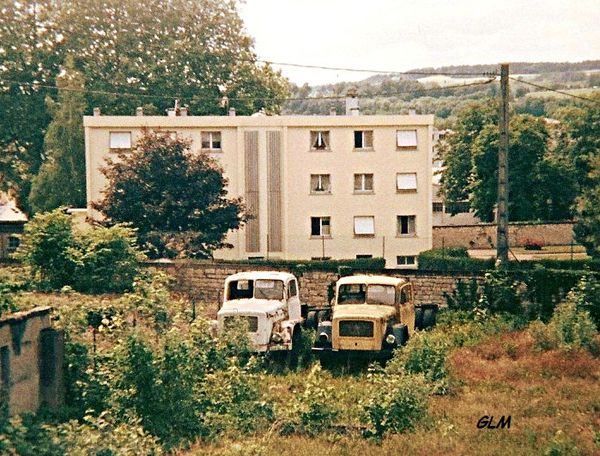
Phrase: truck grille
[
  {"left": 224, "top": 316, "right": 258, "bottom": 332},
  {"left": 339, "top": 320, "right": 374, "bottom": 337}
]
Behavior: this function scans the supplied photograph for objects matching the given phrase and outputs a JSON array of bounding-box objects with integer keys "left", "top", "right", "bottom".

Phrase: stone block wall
[
  {"left": 432, "top": 222, "right": 575, "bottom": 249},
  {"left": 153, "top": 262, "right": 483, "bottom": 317}
]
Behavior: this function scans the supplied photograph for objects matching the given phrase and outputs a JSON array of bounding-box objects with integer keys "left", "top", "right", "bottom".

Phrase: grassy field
[
  {"left": 184, "top": 330, "right": 600, "bottom": 456},
  {"left": 525, "top": 87, "right": 600, "bottom": 99}
]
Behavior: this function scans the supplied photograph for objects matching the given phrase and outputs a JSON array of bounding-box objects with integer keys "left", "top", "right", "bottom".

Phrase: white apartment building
[{"left": 84, "top": 108, "right": 434, "bottom": 268}]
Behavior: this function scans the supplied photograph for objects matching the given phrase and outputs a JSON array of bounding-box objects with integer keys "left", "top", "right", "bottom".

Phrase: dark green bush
[
  {"left": 418, "top": 249, "right": 495, "bottom": 272},
  {"left": 362, "top": 373, "right": 430, "bottom": 439},
  {"left": 566, "top": 272, "right": 600, "bottom": 330},
  {"left": 212, "top": 257, "right": 386, "bottom": 273}
]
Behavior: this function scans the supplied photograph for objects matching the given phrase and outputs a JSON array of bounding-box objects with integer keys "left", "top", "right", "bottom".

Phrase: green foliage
[
  {"left": 51, "top": 411, "right": 163, "bottom": 456},
  {"left": 531, "top": 300, "right": 598, "bottom": 354},
  {"left": 362, "top": 373, "right": 430, "bottom": 439},
  {"left": 17, "top": 208, "right": 144, "bottom": 292},
  {"left": 16, "top": 208, "right": 79, "bottom": 289},
  {"left": 418, "top": 249, "right": 494, "bottom": 272},
  {"left": 0, "top": 411, "right": 64, "bottom": 456},
  {"left": 279, "top": 365, "right": 339, "bottom": 436},
  {"left": 386, "top": 331, "right": 450, "bottom": 393},
  {"left": 566, "top": 273, "right": 600, "bottom": 330},
  {"left": 28, "top": 58, "right": 87, "bottom": 212},
  {"left": 574, "top": 183, "right": 600, "bottom": 259},
  {"left": 480, "top": 270, "right": 524, "bottom": 315},
  {"left": 215, "top": 257, "right": 386, "bottom": 273},
  {"left": 94, "top": 131, "right": 246, "bottom": 259},
  {"left": 443, "top": 278, "right": 481, "bottom": 312}
]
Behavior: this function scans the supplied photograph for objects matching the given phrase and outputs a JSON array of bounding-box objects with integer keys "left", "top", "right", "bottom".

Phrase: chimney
[
  {"left": 179, "top": 107, "right": 188, "bottom": 116},
  {"left": 329, "top": 106, "right": 337, "bottom": 116},
  {"left": 166, "top": 108, "right": 177, "bottom": 117},
  {"left": 345, "top": 87, "right": 359, "bottom": 116},
  {"left": 228, "top": 107, "right": 236, "bottom": 116},
  {"left": 93, "top": 107, "right": 101, "bottom": 116},
  {"left": 408, "top": 108, "right": 417, "bottom": 115},
  {"left": 135, "top": 107, "right": 144, "bottom": 116}
]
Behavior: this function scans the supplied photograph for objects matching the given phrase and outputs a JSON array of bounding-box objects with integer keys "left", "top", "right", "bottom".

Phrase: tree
[
  {"left": 29, "top": 58, "right": 87, "bottom": 212},
  {"left": 94, "top": 131, "right": 246, "bottom": 258},
  {"left": 1, "top": 0, "right": 289, "bottom": 211}
]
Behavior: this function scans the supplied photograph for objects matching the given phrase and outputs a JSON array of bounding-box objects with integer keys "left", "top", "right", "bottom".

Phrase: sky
[{"left": 238, "top": 0, "right": 600, "bottom": 86}]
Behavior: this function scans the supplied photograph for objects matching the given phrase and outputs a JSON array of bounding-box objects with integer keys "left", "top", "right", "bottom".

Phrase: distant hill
[{"left": 283, "top": 60, "right": 600, "bottom": 124}]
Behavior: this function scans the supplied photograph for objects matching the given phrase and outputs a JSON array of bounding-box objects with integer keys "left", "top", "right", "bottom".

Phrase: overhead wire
[
  {"left": 508, "top": 77, "right": 600, "bottom": 103},
  {"left": 0, "top": 77, "right": 497, "bottom": 103}
]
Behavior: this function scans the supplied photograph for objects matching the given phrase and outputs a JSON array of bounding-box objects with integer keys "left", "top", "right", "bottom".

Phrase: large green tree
[
  {"left": 0, "top": 0, "right": 289, "bottom": 211},
  {"left": 94, "top": 131, "right": 246, "bottom": 258},
  {"left": 28, "top": 58, "right": 87, "bottom": 211}
]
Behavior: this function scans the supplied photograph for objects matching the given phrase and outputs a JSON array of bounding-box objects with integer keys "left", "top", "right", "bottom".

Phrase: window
[
  {"left": 397, "top": 215, "right": 416, "bottom": 235},
  {"left": 109, "top": 132, "right": 131, "bottom": 151},
  {"left": 354, "top": 174, "right": 374, "bottom": 193},
  {"left": 397, "top": 256, "right": 416, "bottom": 266},
  {"left": 354, "top": 130, "right": 373, "bottom": 149},
  {"left": 354, "top": 216, "right": 375, "bottom": 236},
  {"left": 201, "top": 131, "right": 222, "bottom": 151},
  {"left": 7, "top": 236, "right": 19, "bottom": 253},
  {"left": 288, "top": 280, "right": 298, "bottom": 297},
  {"left": 310, "top": 131, "right": 330, "bottom": 150},
  {"left": 396, "top": 173, "right": 417, "bottom": 192},
  {"left": 310, "top": 174, "right": 331, "bottom": 194},
  {"left": 397, "top": 130, "right": 418, "bottom": 149},
  {"left": 432, "top": 202, "right": 444, "bottom": 213},
  {"left": 311, "top": 217, "right": 331, "bottom": 236}
]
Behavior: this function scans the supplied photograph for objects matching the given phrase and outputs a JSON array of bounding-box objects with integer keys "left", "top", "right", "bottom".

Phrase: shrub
[
  {"left": 73, "top": 224, "right": 144, "bottom": 293},
  {"left": 531, "top": 301, "right": 598, "bottom": 354},
  {"left": 386, "top": 331, "right": 450, "bottom": 393},
  {"left": 566, "top": 272, "right": 600, "bottom": 330},
  {"left": 522, "top": 238, "right": 545, "bottom": 250},
  {"left": 480, "top": 269, "right": 525, "bottom": 315},
  {"left": 278, "top": 365, "right": 338, "bottom": 436},
  {"left": 443, "top": 278, "right": 481, "bottom": 312},
  {"left": 16, "top": 208, "right": 79, "bottom": 289},
  {"left": 418, "top": 249, "right": 495, "bottom": 272},
  {"left": 362, "top": 373, "right": 430, "bottom": 439},
  {"left": 17, "top": 209, "right": 144, "bottom": 293}
]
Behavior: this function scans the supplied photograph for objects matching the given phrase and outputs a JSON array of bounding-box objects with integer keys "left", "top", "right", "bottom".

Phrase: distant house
[{"left": 0, "top": 193, "right": 27, "bottom": 259}]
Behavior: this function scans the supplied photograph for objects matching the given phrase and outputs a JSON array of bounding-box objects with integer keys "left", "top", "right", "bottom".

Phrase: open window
[
  {"left": 310, "top": 131, "right": 330, "bottom": 150},
  {"left": 354, "top": 130, "right": 373, "bottom": 149},
  {"left": 310, "top": 174, "right": 331, "bottom": 194}
]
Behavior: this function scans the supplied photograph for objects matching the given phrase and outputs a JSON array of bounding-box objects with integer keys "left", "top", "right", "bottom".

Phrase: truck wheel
[
  {"left": 286, "top": 327, "right": 302, "bottom": 370},
  {"left": 306, "top": 311, "right": 318, "bottom": 330},
  {"left": 400, "top": 325, "right": 409, "bottom": 345},
  {"left": 422, "top": 308, "right": 437, "bottom": 329}
]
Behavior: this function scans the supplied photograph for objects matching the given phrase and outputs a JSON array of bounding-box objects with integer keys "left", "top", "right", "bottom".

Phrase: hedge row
[
  {"left": 418, "top": 249, "right": 600, "bottom": 273},
  {"left": 211, "top": 257, "right": 387, "bottom": 273}
]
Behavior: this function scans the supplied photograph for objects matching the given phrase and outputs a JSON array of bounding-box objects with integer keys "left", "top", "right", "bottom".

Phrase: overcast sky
[{"left": 238, "top": 0, "right": 600, "bottom": 86}]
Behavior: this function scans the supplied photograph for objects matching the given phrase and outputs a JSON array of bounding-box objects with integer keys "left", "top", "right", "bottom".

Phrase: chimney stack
[
  {"left": 93, "top": 107, "right": 101, "bottom": 116},
  {"left": 228, "top": 107, "right": 236, "bottom": 116},
  {"left": 179, "top": 107, "right": 188, "bottom": 116},
  {"left": 345, "top": 87, "right": 359, "bottom": 116},
  {"left": 136, "top": 107, "right": 144, "bottom": 116},
  {"left": 329, "top": 106, "right": 337, "bottom": 116},
  {"left": 408, "top": 108, "right": 416, "bottom": 115}
]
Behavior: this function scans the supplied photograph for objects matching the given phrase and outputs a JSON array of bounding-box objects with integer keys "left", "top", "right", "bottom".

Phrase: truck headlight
[
  {"left": 385, "top": 334, "right": 396, "bottom": 345},
  {"left": 271, "top": 332, "right": 283, "bottom": 344},
  {"left": 319, "top": 332, "right": 329, "bottom": 343}
]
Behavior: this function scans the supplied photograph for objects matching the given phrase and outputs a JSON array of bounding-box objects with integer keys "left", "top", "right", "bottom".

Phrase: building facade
[{"left": 84, "top": 111, "right": 434, "bottom": 268}]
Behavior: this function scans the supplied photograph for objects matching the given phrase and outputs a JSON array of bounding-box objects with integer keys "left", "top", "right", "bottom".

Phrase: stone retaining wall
[
  {"left": 433, "top": 222, "right": 575, "bottom": 249},
  {"left": 152, "top": 262, "right": 483, "bottom": 316}
]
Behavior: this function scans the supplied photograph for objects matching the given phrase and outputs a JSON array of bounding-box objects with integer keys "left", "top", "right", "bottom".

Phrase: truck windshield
[
  {"left": 338, "top": 284, "right": 395, "bottom": 305},
  {"left": 227, "top": 279, "right": 284, "bottom": 300}
]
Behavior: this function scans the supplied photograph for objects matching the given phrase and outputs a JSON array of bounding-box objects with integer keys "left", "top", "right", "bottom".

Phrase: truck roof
[
  {"left": 336, "top": 275, "right": 408, "bottom": 287},
  {"left": 224, "top": 271, "right": 297, "bottom": 282}
]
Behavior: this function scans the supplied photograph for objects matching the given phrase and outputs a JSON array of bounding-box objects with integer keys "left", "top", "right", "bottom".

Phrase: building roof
[
  {"left": 225, "top": 271, "right": 297, "bottom": 282},
  {"left": 83, "top": 114, "right": 434, "bottom": 129},
  {"left": 336, "top": 275, "right": 408, "bottom": 287},
  {"left": 0, "top": 194, "right": 27, "bottom": 223}
]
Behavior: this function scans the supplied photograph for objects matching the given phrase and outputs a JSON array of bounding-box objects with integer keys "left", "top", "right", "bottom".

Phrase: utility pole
[{"left": 497, "top": 63, "right": 510, "bottom": 265}]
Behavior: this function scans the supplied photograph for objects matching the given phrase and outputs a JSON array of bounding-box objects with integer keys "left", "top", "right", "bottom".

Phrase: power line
[
  {"left": 509, "top": 77, "right": 600, "bottom": 103},
  {"left": 0, "top": 77, "right": 496, "bottom": 103},
  {"left": 257, "top": 59, "right": 498, "bottom": 77}
]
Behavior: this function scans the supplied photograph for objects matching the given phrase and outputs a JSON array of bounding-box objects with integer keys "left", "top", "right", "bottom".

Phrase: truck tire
[
  {"left": 400, "top": 325, "right": 409, "bottom": 345},
  {"left": 422, "top": 307, "right": 437, "bottom": 329},
  {"left": 286, "top": 327, "right": 302, "bottom": 370},
  {"left": 306, "top": 311, "right": 318, "bottom": 330}
]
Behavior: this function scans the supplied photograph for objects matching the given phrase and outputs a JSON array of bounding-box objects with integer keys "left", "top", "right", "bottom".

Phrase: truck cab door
[
  {"left": 286, "top": 279, "right": 301, "bottom": 321},
  {"left": 399, "top": 284, "right": 416, "bottom": 335}
]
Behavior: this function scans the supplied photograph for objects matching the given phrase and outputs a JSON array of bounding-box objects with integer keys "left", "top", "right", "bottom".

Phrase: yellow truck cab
[{"left": 312, "top": 275, "right": 415, "bottom": 360}]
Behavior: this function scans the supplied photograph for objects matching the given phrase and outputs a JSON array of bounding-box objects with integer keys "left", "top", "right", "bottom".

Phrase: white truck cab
[{"left": 217, "top": 271, "right": 303, "bottom": 356}]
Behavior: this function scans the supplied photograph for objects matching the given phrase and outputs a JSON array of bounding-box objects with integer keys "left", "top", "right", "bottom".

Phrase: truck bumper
[{"left": 311, "top": 346, "right": 395, "bottom": 360}]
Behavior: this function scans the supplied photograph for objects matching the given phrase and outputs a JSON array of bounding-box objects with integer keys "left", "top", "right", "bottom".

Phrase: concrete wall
[
  {"left": 0, "top": 307, "right": 63, "bottom": 416},
  {"left": 432, "top": 222, "right": 575, "bottom": 249},
  {"left": 153, "top": 262, "right": 482, "bottom": 317}
]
